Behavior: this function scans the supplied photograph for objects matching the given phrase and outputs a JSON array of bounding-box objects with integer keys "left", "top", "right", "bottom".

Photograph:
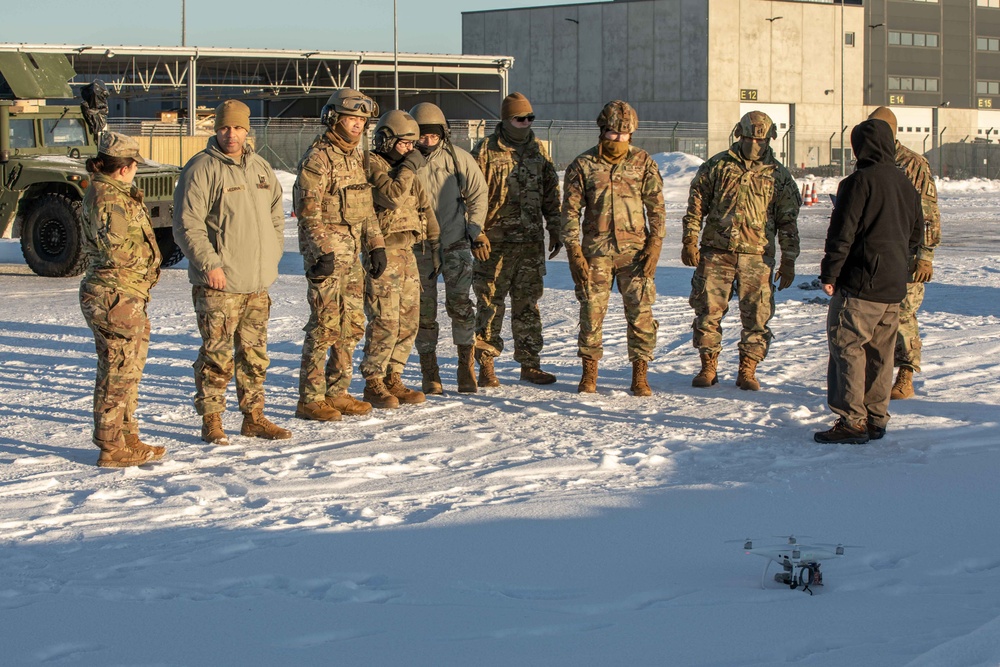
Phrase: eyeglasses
[
  {"left": 513, "top": 115, "right": 535, "bottom": 123},
  {"left": 395, "top": 139, "right": 414, "bottom": 150}
]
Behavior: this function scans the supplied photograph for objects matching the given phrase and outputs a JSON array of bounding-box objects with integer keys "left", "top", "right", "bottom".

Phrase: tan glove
[
  {"left": 775, "top": 257, "right": 795, "bottom": 291},
  {"left": 471, "top": 233, "right": 491, "bottom": 262},
  {"left": 681, "top": 239, "right": 700, "bottom": 267},
  {"left": 637, "top": 237, "right": 662, "bottom": 279},
  {"left": 912, "top": 259, "right": 933, "bottom": 283},
  {"left": 547, "top": 229, "right": 563, "bottom": 259},
  {"left": 565, "top": 244, "right": 590, "bottom": 289}
]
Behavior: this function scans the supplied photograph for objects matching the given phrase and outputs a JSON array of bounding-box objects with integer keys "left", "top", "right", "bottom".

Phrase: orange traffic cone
[{"left": 804, "top": 183, "right": 813, "bottom": 207}]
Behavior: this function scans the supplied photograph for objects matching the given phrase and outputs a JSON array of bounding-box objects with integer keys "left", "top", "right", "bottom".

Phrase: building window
[
  {"left": 978, "top": 0, "right": 1000, "bottom": 8},
  {"left": 889, "top": 31, "right": 940, "bottom": 48},
  {"left": 910, "top": 0, "right": 939, "bottom": 3},
  {"left": 978, "top": 80, "right": 1000, "bottom": 94},
  {"left": 977, "top": 36, "right": 1000, "bottom": 51},
  {"left": 888, "top": 76, "right": 939, "bottom": 92},
  {"left": 845, "top": 32, "right": 855, "bottom": 47}
]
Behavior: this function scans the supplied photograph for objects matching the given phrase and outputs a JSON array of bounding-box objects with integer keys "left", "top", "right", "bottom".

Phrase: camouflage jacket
[
  {"left": 895, "top": 142, "right": 941, "bottom": 261},
  {"left": 682, "top": 144, "right": 800, "bottom": 261},
  {"left": 83, "top": 174, "right": 161, "bottom": 299},
  {"left": 471, "top": 128, "right": 560, "bottom": 244},
  {"left": 561, "top": 145, "right": 666, "bottom": 257},
  {"left": 414, "top": 142, "right": 487, "bottom": 249},
  {"left": 368, "top": 152, "right": 440, "bottom": 251},
  {"left": 294, "top": 129, "right": 384, "bottom": 270}
]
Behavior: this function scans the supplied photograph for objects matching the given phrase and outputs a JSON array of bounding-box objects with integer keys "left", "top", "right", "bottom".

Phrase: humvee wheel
[{"left": 20, "top": 194, "right": 87, "bottom": 277}]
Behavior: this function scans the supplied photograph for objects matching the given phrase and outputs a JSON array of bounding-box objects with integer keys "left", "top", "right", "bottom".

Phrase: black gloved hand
[
  {"left": 368, "top": 248, "right": 387, "bottom": 279},
  {"left": 400, "top": 150, "right": 426, "bottom": 172},
  {"left": 428, "top": 242, "right": 443, "bottom": 279},
  {"left": 310, "top": 252, "right": 336, "bottom": 280}
]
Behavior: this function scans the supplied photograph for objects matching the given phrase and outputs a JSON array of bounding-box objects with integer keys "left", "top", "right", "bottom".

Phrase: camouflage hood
[
  {"left": 851, "top": 119, "right": 896, "bottom": 170},
  {"left": 727, "top": 141, "right": 777, "bottom": 168}
]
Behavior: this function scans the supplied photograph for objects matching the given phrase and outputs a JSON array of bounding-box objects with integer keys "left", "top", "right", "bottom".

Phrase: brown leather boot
[
  {"left": 363, "top": 376, "right": 401, "bottom": 409},
  {"left": 96, "top": 439, "right": 153, "bottom": 468},
  {"left": 125, "top": 433, "right": 166, "bottom": 461},
  {"left": 384, "top": 372, "right": 426, "bottom": 404},
  {"left": 520, "top": 365, "right": 556, "bottom": 384},
  {"left": 419, "top": 352, "right": 444, "bottom": 395},
  {"left": 240, "top": 408, "right": 292, "bottom": 440},
  {"left": 327, "top": 393, "right": 373, "bottom": 416},
  {"left": 890, "top": 367, "right": 915, "bottom": 400},
  {"left": 201, "top": 412, "right": 230, "bottom": 446},
  {"left": 692, "top": 352, "right": 719, "bottom": 387},
  {"left": 578, "top": 358, "right": 598, "bottom": 393},
  {"left": 295, "top": 400, "right": 342, "bottom": 421},
  {"left": 477, "top": 350, "right": 500, "bottom": 387},
  {"left": 456, "top": 345, "right": 478, "bottom": 393},
  {"left": 736, "top": 355, "right": 760, "bottom": 391},
  {"left": 631, "top": 359, "right": 652, "bottom": 396}
]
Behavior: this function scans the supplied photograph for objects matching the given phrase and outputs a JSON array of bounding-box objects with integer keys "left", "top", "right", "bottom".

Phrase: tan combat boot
[
  {"left": 363, "top": 376, "right": 401, "bottom": 409},
  {"left": 327, "top": 393, "right": 373, "bottom": 416},
  {"left": 520, "top": 365, "right": 557, "bottom": 385},
  {"left": 96, "top": 439, "right": 153, "bottom": 468},
  {"left": 385, "top": 372, "right": 426, "bottom": 404},
  {"left": 476, "top": 349, "right": 501, "bottom": 387},
  {"left": 692, "top": 352, "right": 719, "bottom": 388},
  {"left": 201, "top": 412, "right": 230, "bottom": 446},
  {"left": 295, "top": 400, "right": 342, "bottom": 421},
  {"left": 456, "top": 345, "right": 478, "bottom": 393},
  {"left": 736, "top": 355, "right": 760, "bottom": 391},
  {"left": 241, "top": 408, "right": 292, "bottom": 440},
  {"left": 124, "top": 433, "right": 166, "bottom": 461},
  {"left": 630, "top": 359, "right": 652, "bottom": 396},
  {"left": 419, "top": 352, "right": 444, "bottom": 395},
  {"left": 578, "top": 358, "right": 598, "bottom": 393},
  {"left": 890, "top": 367, "right": 915, "bottom": 400}
]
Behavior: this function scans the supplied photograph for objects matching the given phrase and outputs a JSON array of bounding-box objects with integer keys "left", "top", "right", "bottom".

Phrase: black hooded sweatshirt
[{"left": 820, "top": 119, "right": 924, "bottom": 303}]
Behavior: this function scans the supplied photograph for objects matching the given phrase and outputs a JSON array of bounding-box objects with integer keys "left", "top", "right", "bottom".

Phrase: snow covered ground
[{"left": 1, "top": 156, "right": 999, "bottom": 666}]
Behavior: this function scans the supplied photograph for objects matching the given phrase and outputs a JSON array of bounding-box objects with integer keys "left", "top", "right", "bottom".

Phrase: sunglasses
[{"left": 513, "top": 115, "right": 535, "bottom": 123}]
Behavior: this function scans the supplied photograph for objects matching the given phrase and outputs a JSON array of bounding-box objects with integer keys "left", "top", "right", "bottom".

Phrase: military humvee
[{"left": 0, "top": 52, "right": 182, "bottom": 277}]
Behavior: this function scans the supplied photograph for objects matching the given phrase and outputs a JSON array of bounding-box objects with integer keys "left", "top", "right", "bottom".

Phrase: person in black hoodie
[{"left": 815, "top": 118, "right": 924, "bottom": 444}]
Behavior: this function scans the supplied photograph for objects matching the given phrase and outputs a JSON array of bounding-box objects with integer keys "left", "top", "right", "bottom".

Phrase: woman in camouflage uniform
[{"left": 79, "top": 133, "right": 163, "bottom": 467}]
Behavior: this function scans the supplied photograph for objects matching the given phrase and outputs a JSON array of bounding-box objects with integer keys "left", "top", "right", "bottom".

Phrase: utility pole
[
  {"left": 393, "top": 0, "right": 400, "bottom": 110},
  {"left": 181, "top": 0, "right": 186, "bottom": 47},
  {"left": 840, "top": 0, "right": 846, "bottom": 177}
]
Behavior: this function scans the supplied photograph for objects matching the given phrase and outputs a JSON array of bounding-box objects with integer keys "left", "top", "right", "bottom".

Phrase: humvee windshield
[
  {"left": 9, "top": 118, "right": 35, "bottom": 148},
  {"left": 42, "top": 118, "right": 87, "bottom": 147}
]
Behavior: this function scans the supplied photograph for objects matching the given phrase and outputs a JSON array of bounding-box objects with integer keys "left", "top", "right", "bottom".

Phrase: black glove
[
  {"left": 400, "top": 150, "right": 426, "bottom": 172},
  {"left": 368, "top": 248, "right": 387, "bottom": 279},
  {"left": 428, "top": 243, "right": 442, "bottom": 279},
  {"left": 310, "top": 252, "right": 336, "bottom": 280}
]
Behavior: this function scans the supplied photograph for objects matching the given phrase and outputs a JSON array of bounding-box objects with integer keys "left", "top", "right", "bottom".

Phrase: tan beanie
[
  {"left": 215, "top": 100, "right": 251, "bottom": 131},
  {"left": 501, "top": 92, "right": 533, "bottom": 120},
  {"left": 867, "top": 106, "right": 898, "bottom": 139}
]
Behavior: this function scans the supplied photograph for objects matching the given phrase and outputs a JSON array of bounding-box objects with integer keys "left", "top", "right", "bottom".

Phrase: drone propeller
[
  {"left": 814, "top": 542, "right": 864, "bottom": 555},
  {"left": 773, "top": 534, "right": 812, "bottom": 545}
]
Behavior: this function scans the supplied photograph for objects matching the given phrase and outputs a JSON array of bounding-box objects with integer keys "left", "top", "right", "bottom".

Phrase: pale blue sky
[{"left": 1, "top": 0, "right": 595, "bottom": 54}]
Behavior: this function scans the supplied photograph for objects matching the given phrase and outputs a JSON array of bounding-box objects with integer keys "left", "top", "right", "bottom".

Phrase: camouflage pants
[
  {"left": 192, "top": 286, "right": 271, "bottom": 416},
  {"left": 360, "top": 247, "right": 420, "bottom": 378},
  {"left": 575, "top": 250, "right": 658, "bottom": 362},
  {"left": 415, "top": 240, "right": 476, "bottom": 353},
  {"left": 299, "top": 250, "right": 366, "bottom": 403},
  {"left": 895, "top": 281, "right": 924, "bottom": 372},
  {"left": 79, "top": 282, "right": 150, "bottom": 446},
  {"left": 474, "top": 241, "right": 546, "bottom": 366},
  {"left": 689, "top": 250, "right": 775, "bottom": 361}
]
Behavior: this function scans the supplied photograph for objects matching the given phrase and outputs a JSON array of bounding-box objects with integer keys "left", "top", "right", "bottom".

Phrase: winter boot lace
[
  {"left": 201, "top": 412, "right": 230, "bottom": 446},
  {"left": 736, "top": 355, "right": 760, "bottom": 391},
  {"left": 520, "top": 365, "right": 556, "bottom": 385},
  {"left": 240, "top": 408, "right": 292, "bottom": 440},
  {"left": 630, "top": 359, "right": 652, "bottom": 396},
  {"left": 814, "top": 418, "right": 870, "bottom": 445},
  {"left": 327, "top": 393, "right": 373, "bottom": 416},
  {"left": 295, "top": 399, "right": 342, "bottom": 421},
  {"left": 578, "top": 358, "right": 598, "bottom": 394},
  {"left": 385, "top": 372, "right": 425, "bottom": 404},
  {"left": 692, "top": 352, "right": 719, "bottom": 388},
  {"left": 419, "top": 352, "right": 444, "bottom": 395},
  {"left": 456, "top": 345, "right": 478, "bottom": 393},
  {"left": 477, "top": 350, "right": 501, "bottom": 387},
  {"left": 890, "top": 367, "right": 915, "bottom": 400},
  {"left": 96, "top": 439, "right": 154, "bottom": 468},
  {"left": 125, "top": 433, "right": 165, "bottom": 461},
  {"left": 363, "top": 376, "right": 401, "bottom": 409}
]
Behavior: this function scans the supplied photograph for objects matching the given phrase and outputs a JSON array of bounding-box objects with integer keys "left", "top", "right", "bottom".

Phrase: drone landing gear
[{"left": 764, "top": 560, "right": 824, "bottom": 594}]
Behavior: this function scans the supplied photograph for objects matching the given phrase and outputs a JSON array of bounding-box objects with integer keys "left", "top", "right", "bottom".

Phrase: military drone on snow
[{"left": 740, "top": 535, "right": 858, "bottom": 595}]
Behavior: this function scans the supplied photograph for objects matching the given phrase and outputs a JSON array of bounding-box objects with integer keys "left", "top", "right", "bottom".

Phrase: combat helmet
[
  {"left": 320, "top": 88, "right": 379, "bottom": 127},
  {"left": 733, "top": 111, "right": 777, "bottom": 140},
  {"left": 373, "top": 110, "right": 420, "bottom": 154},
  {"left": 409, "top": 102, "right": 450, "bottom": 137},
  {"left": 597, "top": 100, "right": 638, "bottom": 134}
]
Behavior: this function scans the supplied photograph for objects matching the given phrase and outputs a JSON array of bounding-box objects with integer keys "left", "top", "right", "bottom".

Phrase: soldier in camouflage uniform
[
  {"left": 360, "top": 110, "right": 442, "bottom": 408},
  {"left": 681, "top": 110, "right": 801, "bottom": 391},
  {"left": 174, "top": 100, "right": 291, "bottom": 445},
  {"left": 408, "top": 102, "right": 488, "bottom": 394},
  {"left": 80, "top": 133, "right": 161, "bottom": 467},
  {"left": 868, "top": 107, "right": 941, "bottom": 400},
  {"left": 561, "top": 100, "right": 666, "bottom": 396},
  {"left": 471, "top": 93, "right": 562, "bottom": 387},
  {"left": 294, "top": 89, "right": 386, "bottom": 420}
]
